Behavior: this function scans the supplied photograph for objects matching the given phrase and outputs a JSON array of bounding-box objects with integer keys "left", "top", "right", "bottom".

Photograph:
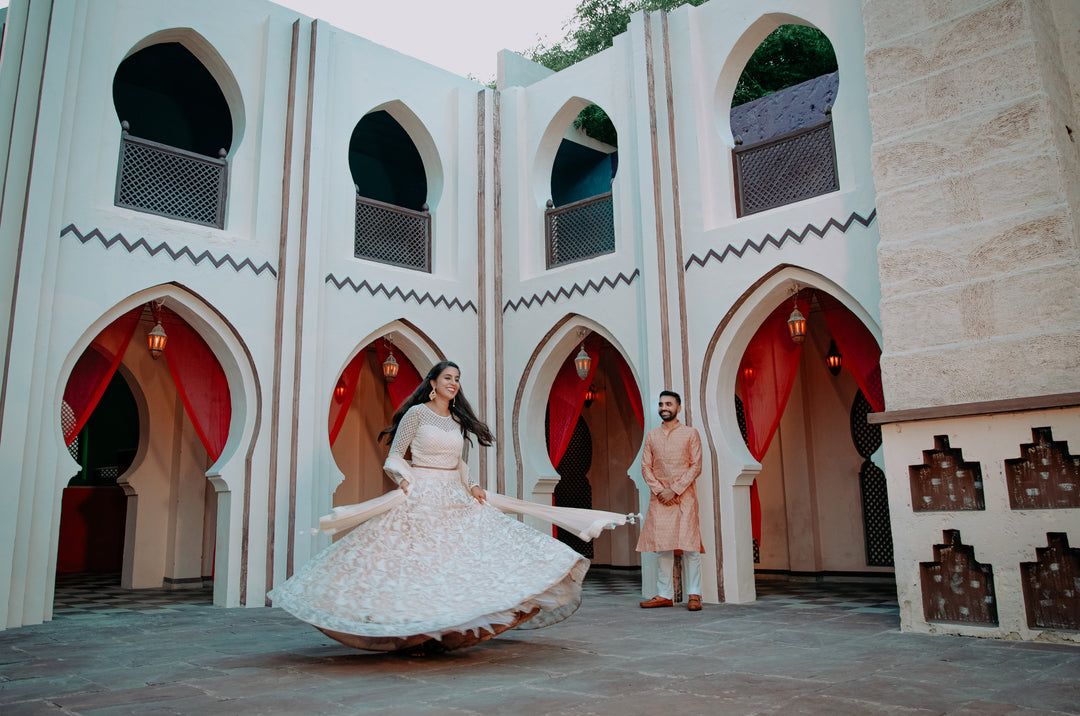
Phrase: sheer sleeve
[{"left": 389, "top": 407, "right": 421, "bottom": 460}]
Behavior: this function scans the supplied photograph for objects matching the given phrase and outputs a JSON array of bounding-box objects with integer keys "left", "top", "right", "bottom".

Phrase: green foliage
[
  {"left": 573, "top": 104, "right": 618, "bottom": 146},
  {"left": 731, "top": 25, "right": 837, "bottom": 107},
  {"left": 526, "top": 0, "right": 708, "bottom": 73},
  {"left": 525, "top": 0, "right": 707, "bottom": 145},
  {"left": 522, "top": 3, "right": 838, "bottom": 138}
]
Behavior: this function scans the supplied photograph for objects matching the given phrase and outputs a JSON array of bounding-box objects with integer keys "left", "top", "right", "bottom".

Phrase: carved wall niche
[
  {"left": 1005, "top": 427, "right": 1080, "bottom": 510},
  {"left": 920, "top": 530, "right": 998, "bottom": 625},
  {"left": 909, "top": 436, "right": 985, "bottom": 511},
  {"left": 1021, "top": 532, "right": 1080, "bottom": 630}
]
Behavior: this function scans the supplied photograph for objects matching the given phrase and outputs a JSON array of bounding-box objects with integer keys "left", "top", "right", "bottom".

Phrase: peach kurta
[{"left": 635, "top": 420, "right": 704, "bottom": 553}]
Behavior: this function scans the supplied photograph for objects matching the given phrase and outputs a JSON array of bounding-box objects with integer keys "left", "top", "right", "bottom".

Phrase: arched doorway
[
  {"left": 329, "top": 338, "right": 424, "bottom": 520},
  {"left": 56, "top": 296, "right": 242, "bottom": 608},
  {"left": 733, "top": 288, "right": 892, "bottom": 584},
  {"left": 544, "top": 332, "right": 643, "bottom": 567}
]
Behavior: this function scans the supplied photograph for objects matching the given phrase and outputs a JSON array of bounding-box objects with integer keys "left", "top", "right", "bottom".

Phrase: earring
[
  {"left": 451, "top": 396, "right": 456, "bottom": 409},
  {"left": 429, "top": 388, "right": 436, "bottom": 401}
]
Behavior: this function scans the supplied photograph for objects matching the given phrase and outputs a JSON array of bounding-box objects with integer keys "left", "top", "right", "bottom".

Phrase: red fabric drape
[
  {"left": 62, "top": 308, "right": 142, "bottom": 445},
  {"left": 821, "top": 303, "right": 885, "bottom": 413},
  {"left": 613, "top": 349, "right": 644, "bottom": 429},
  {"left": 547, "top": 337, "right": 599, "bottom": 468},
  {"left": 329, "top": 352, "right": 365, "bottom": 446},
  {"left": 160, "top": 308, "right": 231, "bottom": 461},
  {"left": 374, "top": 340, "right": 423, "bottom": 410},
  {"left": 739, "top": 293, "right": 810, "bottom": 542}
]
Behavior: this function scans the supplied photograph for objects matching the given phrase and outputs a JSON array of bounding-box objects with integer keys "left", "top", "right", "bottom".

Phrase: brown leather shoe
[
  {"left": 639, "top": 595, "right": 674, "bottom": 608},
  {"left": 687, "top": 594, "right": 702, "bottom": 611}
]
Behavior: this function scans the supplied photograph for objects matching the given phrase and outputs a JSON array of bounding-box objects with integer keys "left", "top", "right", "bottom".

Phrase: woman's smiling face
[{"left": 431, "top": 366, "right": 460, "bottom": 401}]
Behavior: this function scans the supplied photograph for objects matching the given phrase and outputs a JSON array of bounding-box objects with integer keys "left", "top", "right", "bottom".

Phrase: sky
[
  {"left": 271, "top": 0, "right": 582, "bottom": 81},
  {"left": 0, "top": 1, "right": 582, "bottom": 81}
]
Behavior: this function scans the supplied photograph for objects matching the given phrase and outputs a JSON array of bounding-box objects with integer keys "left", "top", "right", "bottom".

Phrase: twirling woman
[{"left": 269, "top": 360, "right": 624, "bottom": 652}]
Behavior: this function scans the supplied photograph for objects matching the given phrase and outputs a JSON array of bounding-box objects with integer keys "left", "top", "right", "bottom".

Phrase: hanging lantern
[
  {"left": 381, "top": 348, "right": 399, "bottom": 383},
  {"left": 826, "top": 340, "right": 842, "bottom": 376},
  {"left": 584, "top": 384, "right": 597, "bottom": 407},
  {"left": 787, "top": 304, "right": 806, "bottom": 344},
  {"left": 147, "top": 321, "right": 167, "bottom": 360},
  {"left": 574, "top": 345, "right": 592, "bottom": 380}
]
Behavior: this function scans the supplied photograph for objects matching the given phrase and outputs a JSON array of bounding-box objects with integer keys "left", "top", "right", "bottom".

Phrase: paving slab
[{"left": 0, "top": 574, "right": 1076, "bottom": 715}]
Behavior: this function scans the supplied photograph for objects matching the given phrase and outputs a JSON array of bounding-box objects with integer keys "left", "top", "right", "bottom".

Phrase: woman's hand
[
  {"left": 470, "top": 484, "right": 487, "bottom": 504},
  {"left": 399, "top": 479, "right": 411, "bottom": 495}
]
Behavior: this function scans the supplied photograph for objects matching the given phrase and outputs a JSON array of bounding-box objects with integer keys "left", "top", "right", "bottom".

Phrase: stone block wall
[{"left": 863, "top": 0, "right": 1080, "bottom": 411}]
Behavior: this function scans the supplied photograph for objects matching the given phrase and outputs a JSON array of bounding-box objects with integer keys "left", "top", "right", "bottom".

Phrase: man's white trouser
[{"left": 656, "top": 550, "right": 701, "bottom": 599}]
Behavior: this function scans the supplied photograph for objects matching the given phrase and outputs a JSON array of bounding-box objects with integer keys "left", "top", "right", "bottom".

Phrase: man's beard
[{"left": 659, "top": 411, "right": 676, "bottom": 422}]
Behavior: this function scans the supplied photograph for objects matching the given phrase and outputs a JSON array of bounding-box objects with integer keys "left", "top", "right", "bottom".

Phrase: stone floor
[{"left": 1, "top": 570, "right": 1077, "bottom": 715}]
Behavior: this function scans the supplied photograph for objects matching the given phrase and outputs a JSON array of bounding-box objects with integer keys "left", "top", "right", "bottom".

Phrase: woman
[{"left": 269, "top": 361, "right": 590, "bottom": 652}]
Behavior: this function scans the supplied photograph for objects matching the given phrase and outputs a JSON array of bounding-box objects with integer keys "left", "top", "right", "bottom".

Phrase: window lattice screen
[
  {"left": 115, "top": 134, "right": 227, "bottom": 228},
  {"left": 546, "top": 193, "right": 615, "bottom": 268},
  {"left": 734, "top": 120, "right": 838, "bottom": 217},
  {"left": 851, "top": 390, "right": 894, "bottom": 567},
  {"left": 354, "top": 196, "right": 431, "bottom": 272}
]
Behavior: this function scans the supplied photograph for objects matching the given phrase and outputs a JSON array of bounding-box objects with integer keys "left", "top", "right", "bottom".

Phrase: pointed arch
[
  {"left": 55, "top": 283, "right": 260, "bottom": 608},
  {"left": 511, "top": 313, "right": 643, "bottom": 503},
  {"left": 698, "top": 264, "right": 880, "bottom": 603},
  {"left": 532, "top": 96, "right": 619, "bottom": 209},
  {"left": 356, "top": 100, "right": 445, "bottom": 211},
  {"left": 117, "top": 28, "right": 246, "bottom": 156},
  {"left": 712, "top": 13, "right": 824, "bottom": 148}
]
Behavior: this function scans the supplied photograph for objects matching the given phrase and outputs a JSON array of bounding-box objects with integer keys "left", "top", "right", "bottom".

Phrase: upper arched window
[
  {"left": 112, "top": 42, "right": 233, "bottom": 228},
  {"left": 546, "top": 105, "right": 617, "bottom": 268},
  {"left": 729, "top": 25, "right": 839, "bottom": 217},
  {"left": 350, "top": 110, "right": 431, "bottom": 272}
]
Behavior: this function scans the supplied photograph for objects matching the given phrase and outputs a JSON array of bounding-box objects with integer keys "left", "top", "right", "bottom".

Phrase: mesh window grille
[
  {"left": 115, "top": 133, "right": 227, "bottom": 228},
  {"left": 354, "top": 196, "right": 431, "bottom": 272},
  {"left": 546, "top": 193, "right": 615, "bottom": 268},
  {"left": 851, "top": 390, "right": 894, "bottom": 567},
  {"left": 733, "top": 119, "right": 838, "bottom": 217}
]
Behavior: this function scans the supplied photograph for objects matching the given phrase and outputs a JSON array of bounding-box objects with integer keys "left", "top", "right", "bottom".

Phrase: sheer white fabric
[{"left": 268, "top": 403, "right": 589, "bottom": 651}]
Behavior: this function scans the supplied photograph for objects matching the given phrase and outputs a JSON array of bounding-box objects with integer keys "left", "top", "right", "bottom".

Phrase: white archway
[
  {"left": 55, "top": 284, "right": 260, "bottom": 608},
  {"left": 700, "top": 265, "right": 880, "bottom": 603}
]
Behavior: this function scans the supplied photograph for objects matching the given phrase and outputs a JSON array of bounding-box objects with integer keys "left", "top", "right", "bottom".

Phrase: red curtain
[
  {"left": 547, "top": 336, "right": 600, "bottom": 468},
  {"left": 739, "top": 292, "right": 810, "bottom": 542},
  {"left": 821, "top": 301, "right": 885, "bottom": 413},
  {"left": 374, "top": 340, "right": 423, "bottom": 410},
  {"left": 613, "top": 349, "right": 644, "bottom": 430},
  {"left": 329, "top": 352, "right": 365, "bottom": 446},
  {"left": 63, "top": 308, "right": 142, "bottom": 445},
  {"left": 160, "top": 307, "right": 231, "bottom": 461}
]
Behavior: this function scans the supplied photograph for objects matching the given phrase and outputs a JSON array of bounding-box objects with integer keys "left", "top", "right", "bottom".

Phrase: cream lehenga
[{"left": 269, "top": 403, "right": 635, "bottom": 651}]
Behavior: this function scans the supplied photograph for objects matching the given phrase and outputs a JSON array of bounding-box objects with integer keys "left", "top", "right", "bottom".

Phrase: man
[{"left": 636, "top": 390, "right": 704, "bottom": 611}]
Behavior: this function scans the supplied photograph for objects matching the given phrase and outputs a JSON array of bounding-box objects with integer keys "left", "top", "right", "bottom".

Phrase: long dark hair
[{"left": 379, "top": 361, "right": 494, "bottom": 447}]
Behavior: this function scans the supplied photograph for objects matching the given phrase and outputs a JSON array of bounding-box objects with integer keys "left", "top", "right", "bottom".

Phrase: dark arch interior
[
  {"left": 550, "top": 105, "right": 617, "bottom": 207},
  {"left": 113, "top": 42, "right": 233, "bottom": 158},
  {"left": 349, "top": 110, "right": 427, "bottom": 211}
]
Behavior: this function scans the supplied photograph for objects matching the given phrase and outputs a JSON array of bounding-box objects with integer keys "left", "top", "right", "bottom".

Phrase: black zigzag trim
[
  {"left": 684, "top": 208, "right": 877, "bottom": 271},
  {"left": 325, "top": 273, "right": 477, "bottom": 313},
  {"left": 503, "top": 269, "right": 639, "bottom": 313},
  {"left": 61, "top": 224, "right": 278, "bottom": 277}
]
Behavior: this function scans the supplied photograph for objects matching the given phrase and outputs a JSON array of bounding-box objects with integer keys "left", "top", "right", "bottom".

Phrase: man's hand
[{"left": 657, "top": 488, "right": 677, "bottom": 505}]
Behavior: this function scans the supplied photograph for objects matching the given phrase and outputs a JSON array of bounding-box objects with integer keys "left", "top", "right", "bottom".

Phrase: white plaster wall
[{"left": 881, "top": 408, "right": 1080, "bottom": 643}]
